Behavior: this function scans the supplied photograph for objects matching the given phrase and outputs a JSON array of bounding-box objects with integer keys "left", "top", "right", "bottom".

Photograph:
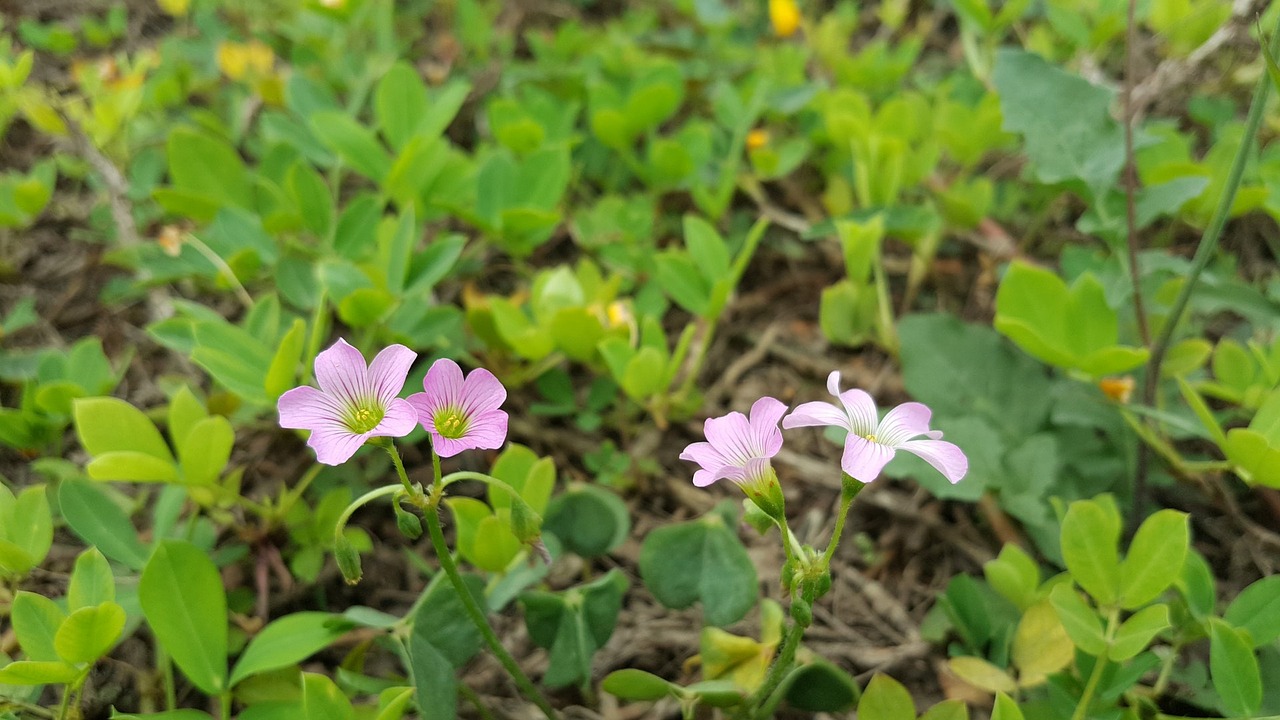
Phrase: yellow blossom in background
[
  {"left": 157, "top": 226, "right": 184, "bottom": 258},
  {"left": 217, "top": 41, "right": 274, "bottom": 82},
  {"left": 1099, "top": 376, "right": 1134, "bottom": 403},
  {"left": 769, "top": 0, "right": 801, "bottom": 38},
  {"left": 746, "top": 128, "right": 770, "bottom": 151},
  {"left": 156, "top": 0, "right": 190, "bottom": 16}
]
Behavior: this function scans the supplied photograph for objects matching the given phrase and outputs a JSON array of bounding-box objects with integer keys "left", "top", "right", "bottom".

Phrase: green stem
[
  {"left": 821, "top": 476, "right": 865, "bottom": 566},
  {"left": 275, "top": 464, "right": 323, "bottom": 521},
  {"left": 334, "top": 484, "right": 403, "bottom": 539},
  {"left": 157, "top": 644, "right": 176, "bottom": 710},
  {"left": 382, "top": 439, "right": 418, "bottom": 496},
  {"left": 413, "top": 450, "right": 558, "bottom": 720},
  {"left": 747, "top": 619, "right": 806, "bottom": 718},
  {"left": 219, "top": 690, "right": 232, "bottom": 720},
  {"left": 1073, "top": 609, "right": 1119, "bottom": 720},
  {"left": 55, "top": 682, "right": 72, "bottom": 720}
]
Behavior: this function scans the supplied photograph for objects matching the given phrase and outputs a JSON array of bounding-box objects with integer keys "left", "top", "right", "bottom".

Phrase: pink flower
[
  {"left": 783, "top": 371, "right": 967, "bottom": 484},
  {"left": 680, "top": 397, "right": 786, "bottom": 488},
  {"left": 407, "top": 359, "right": 508, "bottom": 457},
  {"left": 278, "top": 339, "right": 418, "bottom": 465}
]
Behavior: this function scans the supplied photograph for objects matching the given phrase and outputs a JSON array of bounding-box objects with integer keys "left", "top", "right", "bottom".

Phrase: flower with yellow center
[{"left": 407, "top": 359, "right": 509, "bottom": 458}]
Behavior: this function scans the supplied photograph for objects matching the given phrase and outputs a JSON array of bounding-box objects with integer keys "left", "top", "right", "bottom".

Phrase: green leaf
[
  {"left": 1210, "top": 618, "right": 1262, "bottom": 718},
  {"left": 11, "top": 591, "right": 65, "bottom": 662},
  {"left": 265, "top": 319, "right": 306, "bottom": 401},
  {"left": 139, "top": 540, "right": 228, "bottom": 694},
  {"left": 1108, "top": 604, "right": 1169, "bottom": 661},
  {"left": 0, "top": 485, "right": 52, "bottom": 576},
  {"left": 1060, "top": 499, "right": 1121, "bottom": 605},
  {"left": 67, "top": 548, "right": 114, "bottom": 611},
  {"left": 992, "top": 49, "right": 1124, "bottom": 195},
  {"left": 1048, "top": 584, "right": 1106, "bottom": 656},
  {"left": 177, "top": 416, "right": 234, "bottom": 486},
  {"left": 542, "top": 484, "right": 630, "bottom": 558},
  {"left": 301, "top": 672, "right": 356, "bottom": 720},
  {"left": 601, "top": 669, "right": 672, "bottom": 701},
  {"left": 1224, "top": 576, "right": 1280, "bottom": 647},
  {"left": 783, "top": 660, "right": 859, "bottom": 712},
  {"left": 639, "top": 513, "right": 758, "bottom": 627},
  {"left": 86, "top": 451, "right": 179, "bottom": 483},
  {"left": 53, "top": 602, "right": 125, "bottom": 664},
  {"left": 58, "top": 479, "right": 149, "bottom": 571},
  {"left": 230, "top": 613, "right": 355, "bottom": 686},
  {"left": 287, "top": 161, "right": 333, "bottom": 238},
  {"left": 74, "top": 397, "right": 174, "bottom": 462},
  {"left": 857, "top": 673, "right": 915, "bottom": 720},
  {"left": 984, "top": 543, "right": 1041, "bottom": 611},
  {"left": 991, "top": 692, "right": 1025, "bottom": 720},
  {"left": 621, "top": 346, "right": 667, "bottom": 400},
  {"left": 405, "top": 574, "right": 487, "bottom": 720},
  {"left": 520, "top": 570, "right": 628, "bottom": 688},
  {"left": 1011, "top": 600, "right": 1073, "bottom": 685},
  {"left": 1225, "top": 428, "right": 1280, "bottom": 488},
  {"left": 310, "top": 111, "right": 391, "bottom": 182},
  {"left": 654, "top": 251, "right": 710, "bottom": 316},
  {"left": 683, "top": 215, "right": 730, "bottom": 281},
  {"left": 948, "top": 657, "right": 1016, "bottom": 694},
  {"left": 167, "top": 386, "right": 208, "bottom": 451},
  {"left": 375, "top": 61, "right": 429, "bottom": 151},
  {"left": 166, "top": 127, "right": 253, "bottom": 212},
  {"left": 919, "top": 699, "right": 969, "bottom": 720},
  {"left": 0, "top": 660, "right": 78, "bottom": 685},
  {"left": 1118, "top": 509, "right": 1188, "bottom": 609}
]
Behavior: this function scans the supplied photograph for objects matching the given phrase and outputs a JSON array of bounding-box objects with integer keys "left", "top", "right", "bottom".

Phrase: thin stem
[
  {"left": 334, "top": 484, "right": 402, "bottom": 538},
  {"left": 1135, "top": 18, "right": 1280, "bottom": 521},
  {"left": 821, "top": 477, "right": 865, "bottom": 566},
  {"left": 275, "top": 464, "right": 323, "bottom": 520},
  {"left": 158, "top": 644, "right": 176, "bottom": 710},
  {"left": 1073, "top": 609, "right": 1119, "bottom": 720},
  {"left": 419, "top": 476, "right": 558, "bottom": 719},
  {"left": 183, "top": 233, "right": 254, "bottom": 309},
  {"left": 1122, "top": 0, "right": 1151, "bottom": 348},
  {"left": 747, "top": 619, "right": 806, "bottom": 718},
  {"left": 219, "top": 690, "right": 232, "bottom": 720},
  {"left": 384, "top": 441, "right": 417, "bottom": 496},
  {"left": 55, "top": 682, "right": 72, "bottom": 720}
]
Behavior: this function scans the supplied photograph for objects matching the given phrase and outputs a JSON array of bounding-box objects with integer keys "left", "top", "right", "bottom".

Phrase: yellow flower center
[
  {"left": 346, "top": 406, "right": 383, "bottom": 434},
  {"left": 434, "top": 409, "right": 468, "bottom": 439},
  {"left": 863, "top": 434, "right": 878, "bottom": 443}
]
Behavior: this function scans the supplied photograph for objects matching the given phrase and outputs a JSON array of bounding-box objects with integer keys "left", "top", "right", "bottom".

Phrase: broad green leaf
[
  {"left": 139, "top": 540, "right": 228, "bottom": 694},
  {"left": 521, "top": 570, "right": 628, "bottom": 688},
  {"left": 1108, "top": 604, "right": 1169, "bottom": 661},
  {"left": 406, "top": 574, "right": 487, "bottom": 720},
  {"left": 58, "top": 479, "right": 149, "bottom": 571},
  {"left": 67, "top": 549, "right": 114, "bottom": 611},
  {"left": 1060, "top": 500, "right": 1120, "bottom": 605},
  {"left": 542, "top": 484, "right": 630, "bottom": 558},
  {"left": 782, "top": 660, "right": 859, "bottom": 712},
  {"left": 0, "top": 660, "right": 78, "bottom": 685},
  {"left": 373, "top": 687, "right": 415, "bottom": 720},
  {"left": 1011, "top": 600, "right": 1073, "bottom": 686},
  {"left": 948, "top": 656, "right": 1016, "bottom": 693},
  {"left": 230, "top": 613, "right": 355, "bottom": 686},
  {"left": 11, "top": 591, "right": 65, "bottom": 662},
  {"left": 301, "top": 672, "right": 356, "bottom": 720},
  {"left": 1224, "top": 576, "right": 1280, "bottom": 647},
  {"left": 991, "top": 692, "right": 1025, "bottom": 720},
  {"left": 857, "top": 673, "right": 915, "bottom": 720},
  {"left": 375, "top": 61, "right": 429, "bottom": 151},
  {"left": 53, "top": 602, "right": 125, "bottom": 664},
  {"left": 621, "top": 347, "right": 667, "bottom": 400},
  {"left": 683, "top": 215, "right": 730, "bottom": 280},
  {"left": 919, "top": 700, "right": 969, "bottom": 720},
  {"left": 0, "top": 485, "right": 52, "bottom": 575},
  {"left": 166, "top": 127, "right": 253, "bottom": 211},
  {"left": 1225, "top": 428, "right": 1280, "bottom": 488},
  {"left": 74, "top": 397, "right": 173, "bottom": 462},
  {"left": 654, "top": 251, "right": 710, "bottom": 316},
  {"left": 984, "top": 543, "right": 1040, "bottom": 611},
  {"left": 86, "top": 451, "right": 179, "bottom": 483},
  {"left": 1048, "top": 584, "right": 1106, "bottom": 656},
  {"left": 1118, "top": 509, "right": 1188, "bottom": 609},
  {"left": 992, "top": 49, "right": 1124, "bottom": 195},
  {"left": 601, "top": 669, "right": 672, "bottom": 700},
  {"left": 639, "top": 514, "right": 758, "bottom": 627},
  {"left": 178, "top": 416, "right": 234, "bottom": 486},
  {"left": 167, "top": 386, "right": 208, "bottom": 451},
  {"left": 265, "top": 319, "right": 306, "bottom": 401},
  {"left": 1210, "top": 618, "right": 1262, "bottom": 718},
  {"left": 310, "top": 111, "right": 391, "bottom": 182},
  {"left": 287, "top": 161, "right": 333, "bottom": 238}
]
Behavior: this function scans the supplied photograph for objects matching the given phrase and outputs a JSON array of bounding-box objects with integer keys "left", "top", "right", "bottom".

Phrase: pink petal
[
  {"left": 877, "top": 402, "right": 933, "bottom": 446},
  {"left": 421, "top": 358, "right": 465, "bottom": 407},
  {"left": 367, "top": 345, "right": 416, "bottom": 405},
  {"left": 782, "top": 400, "right": 849, "bottom": 430},
  {"left": 430, "top": 434, "right": 472, "bottom": 458},
  {"left": 840, "top": 435, "right": 895, "bottom": 482},
  {"left": 405, "top": 392, "right": 438, "bottom": 429},
  {"left": 278, "top": 386, "right": 341, "bottom": 429},
  {"left": 836, "top": 389, "right": 879, "bottom": 437},
  {"left": 825, "top": 371, "right": 844, "bottom": 398},
  {"left": 459, "top": 367, "right": 506, "bottom": 416},
  {"left": 748, "top": 397, "right": 787, "bottom": 457},
  {"left": 704, "top": 411, "right": 755, "bottom": 465},
  {"left": 681, "top": 440, "right": 727, "bottom": 470},
  {"left": 308, "top": 427, "right": 369, "bottom": 466},
  {"left": 898, "top": 439, "right": 968, "bottom": 484},
  {"left": 692, "top": 468, "right": 719, "bottom": 487},
  {"left": 463, "top": 409, "right": 508, "bottom": 450},
  {"left": 314, "top": 339, "right": 371, "bottom": 406},
  {"left": 368, "top": 398, "right": 418, "bottom": 438}
]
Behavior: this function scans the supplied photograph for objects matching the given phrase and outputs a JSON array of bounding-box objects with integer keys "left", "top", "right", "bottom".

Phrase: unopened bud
[
  {"left": 790, "top": 597, "right": 812, "bottom": 626},
  {"left": 334, "top": 535, "right": 362, "bottom": 585},
  {"left": 394, "top": 499, "right": 423, "bottom": 540}
]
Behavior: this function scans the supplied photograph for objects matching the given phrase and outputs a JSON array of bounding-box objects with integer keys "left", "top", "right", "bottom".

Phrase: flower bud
[
  {"left": 790, "top": 597, "right": 812, "bottom": 626},
  {"left": 508, "top": 496, "right": 543, "bottom": 545},
  {"left": 394, "top": 500, "right": 422, "bottom": 540},
  {"left": 334, "top": 535, "right": 362, "bottom": 585}
]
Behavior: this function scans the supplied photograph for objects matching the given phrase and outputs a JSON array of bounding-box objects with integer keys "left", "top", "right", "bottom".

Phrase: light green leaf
[
  {"left": 1060, "top": 500, "right": 1120, "bottom": 605},
  {"left": 1210, "top": 618, "right": 1262, "bottom": 718},
  {"left": 0, "top": 660, "right": 79, "bottom": 685},
  {"left": 179, "top": 416, "right": 235, "bottom": 486},
  {"left": 857, "top": 673, "right": 915, "bottom": 720},
  {"left": 1048, "top": 584, "right": 1106, "bottom": 656},
  {"left": 139, "top": 540, "right": 228, "bottom": 694},
  {"left": 230, "top": 613, "right": 355, "bottom": 686},
  {"left": 1108, "top": 604, "right": 1169, "bottom": 661},
  {"left": 54, "top": 602, "right": 125, "bottom": 664},
  {"left": 375, "top": 61, "right": 429, "bottom": 151},
  {"left": 302, "top": 672, "right": 356, "bottom": 720},
  {"left": 11, "top": 591, "right": 65, "bottom": 662},
  {"left": 58, "top": 479, "right": 149, "bottom": 571},
  {"left": 948, "top": 656, "right": 1015, "bottom": 694},
  {"left": 1224, "top": 576, "right": 1280, "bottom": 647},
  {"left": 86, "top": 451, "right": 179, "bottom": 483},
  {"left": 167, "top": 386, "right": 208, "bottom": 451},
  {"left": 74, "top": 397, "right": 174, "bottom": 462},
  {"left": 67, "top": 548, "right": 114, "bottom": 611},
  {"left": 310, "top": 111, "right": 392, "bottom": 182},
  {"left": 1118, "top": 509, "right": 1188, "bottom": 609}
]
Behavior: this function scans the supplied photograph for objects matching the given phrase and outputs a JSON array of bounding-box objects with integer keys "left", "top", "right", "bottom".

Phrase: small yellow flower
[
  {"left": 217, "top": 41, "right": 274, "bottom": 81},
  {"left": 156, "top": 0, "right": 190, "bottom": 16},
  {"left": 1099, "top": 376, "right": 1134, "bottom": 404},
  {"left": 769, "top": 0, "right": 801, "bottom": 38},
  {"left": 157, "top": 225, "right": 184, "bottom": 257},
  {"left": 746, "top": 128, "right": 770, "bottom": 151}
]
